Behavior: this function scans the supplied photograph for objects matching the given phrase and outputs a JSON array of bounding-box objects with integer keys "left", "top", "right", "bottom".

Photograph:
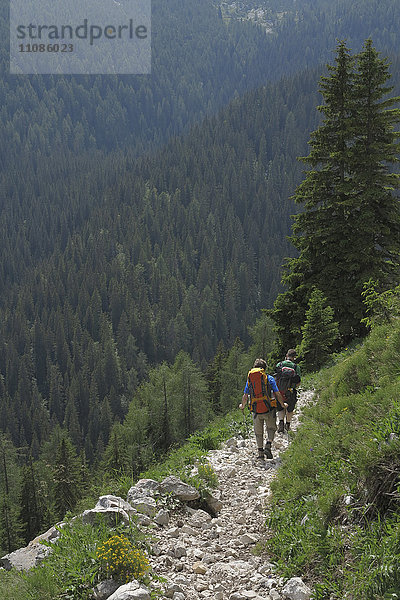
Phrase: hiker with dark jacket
[
  {"left": 275, "top": 349, "right": 301, "bottom": 433},
  {"left": 239, "top": 358, "right": 284, "bottom": 460}
]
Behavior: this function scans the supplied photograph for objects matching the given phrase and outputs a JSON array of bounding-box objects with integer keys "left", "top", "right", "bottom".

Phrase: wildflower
[{"left": 96, "top": 535, "right": 149, "bottom": 584}]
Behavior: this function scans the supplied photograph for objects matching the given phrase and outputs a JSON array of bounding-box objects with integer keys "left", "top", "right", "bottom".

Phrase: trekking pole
[
  {"left": 241, "top": 395, "right": 251, "bottom": 438},
  {"left": 242, "top": 410, "right": 250, "bottom": 438}
]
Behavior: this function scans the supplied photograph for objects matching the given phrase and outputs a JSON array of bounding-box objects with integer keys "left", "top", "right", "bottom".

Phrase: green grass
[
  {"left": 266, "top": 321, "right": 400, "bottom": 599},
  {"left": 0, "top": 567, "right": 62, "bottom": 600}
]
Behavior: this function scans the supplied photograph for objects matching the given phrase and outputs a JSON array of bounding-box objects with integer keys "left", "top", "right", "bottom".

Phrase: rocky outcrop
[
  {"left": 106, "top": 581, "right": 151, "bottom": 600},
  {"left": 0, "top": 523, "right": 62, "bottom": 571}
]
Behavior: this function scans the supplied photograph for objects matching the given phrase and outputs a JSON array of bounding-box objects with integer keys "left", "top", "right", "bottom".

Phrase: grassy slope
[{"left": 267, "top": 321, "right": 400, "bottom": 599}]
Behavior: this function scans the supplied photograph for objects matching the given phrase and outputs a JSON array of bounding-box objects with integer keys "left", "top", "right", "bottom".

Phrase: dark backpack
[{"left": 274, "top": 361, "right": 300, "bottom": 393}]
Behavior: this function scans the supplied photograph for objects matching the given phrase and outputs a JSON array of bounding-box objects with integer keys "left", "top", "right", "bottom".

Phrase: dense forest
[
  {"left": 1, "top": 0, "right": 400, "bottom": 554},
  {"left": 0, "top": 68, "right": 321, "bottom": 459}
]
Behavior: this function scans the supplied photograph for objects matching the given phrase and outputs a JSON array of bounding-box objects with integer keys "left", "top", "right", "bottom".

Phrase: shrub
[
  {"left": 39, "top": 515, "right": 151, "bottom": 599},
  {"left": 197, "top": 462, "right": 218, "bottom": 488},
  {"left": 96, "top": 534, "right": 149, "bottom": 584},
  {"left": 43, "top": 520, "right": 107, "bottom": 599}
]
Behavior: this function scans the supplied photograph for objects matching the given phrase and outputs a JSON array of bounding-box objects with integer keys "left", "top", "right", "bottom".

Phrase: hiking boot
[
  {"left": 277, "top": 420, "right": 284, "bottom": 434},
  {"left": 285, "top": 422, "right": 291, "bottom": 431},
  {"left": 257, "top": 449, "right": 265, "bottom": 460},
  {"left": 264, "top": 443, "right": 273, "bottom": 459}
]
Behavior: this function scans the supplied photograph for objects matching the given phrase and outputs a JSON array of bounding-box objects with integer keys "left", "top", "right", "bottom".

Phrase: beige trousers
[{"left": 253, "top": 411, "right": 276, "bottom": 449}]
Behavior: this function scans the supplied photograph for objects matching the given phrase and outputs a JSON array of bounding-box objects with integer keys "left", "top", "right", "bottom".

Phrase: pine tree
[
  {"left": 102, "top": 428, "right": 128, "bottom": 474},
  {"left": 19, "top": 458, "right": 42, "bottom": 544},
  {"left": 298, "top": 288, "right": 339, "bottom": 372},
  {"left": 119, "top": 399, "right": 152, "bottom": 477},
  {"left": 53, "top": 436, "right": 81, "bottom": 520},
  {"left": 219, "top": 338, "right": 247, "bottom": 413},
  {"left": 271, "top": 40, "right": 400, "bottom": 351},
  {"left": 206, "top": 341, "right": 226, "bottom": 414},
  {"left": 0, "top": 435, "right": 23, "bottom": 553},
  {"left": 169, "top": 352, "right": 211, "bottom": 441},
  {"left": 350, "top": 39, "right": 400, "bottom": 287},
  {"left": 247, "top": 312, "right": 275, "bottom": 359}
]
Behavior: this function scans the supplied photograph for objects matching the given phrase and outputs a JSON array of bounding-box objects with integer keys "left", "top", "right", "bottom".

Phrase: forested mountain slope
[
  {"left": 3, "top": 0, "right": 400, "bottom": 160},
  {"left": 1, "top": 43, "right": 400, "bottom": 462},
  {"left": 0, "top": 66, "right": 322, "bottom": 460},
  {"left": 2, "top": 0, "right": 400, "bottom": 292}
]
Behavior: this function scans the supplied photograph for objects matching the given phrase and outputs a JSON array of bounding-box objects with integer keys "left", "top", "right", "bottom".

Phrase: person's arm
[
  {"left": 275, "top": 390, "right": 287, "bottom": 407},
  {"left": 240, "top": 393, "right": 249, "bottom": 411},
  {"left": 240, "top": 381, "right": 249, "bottom": 410}
]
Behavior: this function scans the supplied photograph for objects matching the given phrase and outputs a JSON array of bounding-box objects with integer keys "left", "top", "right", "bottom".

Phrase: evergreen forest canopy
[{"left": 1, "top": 0, "right": 400, "bottom": 556}]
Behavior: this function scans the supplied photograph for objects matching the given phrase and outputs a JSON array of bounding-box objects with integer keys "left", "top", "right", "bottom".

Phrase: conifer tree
[
  {"left": 298, "top": 288, "right": 339, "bottom": 372},
  {"left": 271, "top": 40, "right": 400, "bottom": 351},
  {"left": 206, "top": 341, "right": 227, "bottom": 414},
  {"left": 53, "top": 436, "right": 81, "bottom": 520},
  {"left": 19, "top": 458, "right": 42, "bottom": 544},
  {"left": 350, "top": 39, "right": 400, "bottom": 287},
  {"left": 102, "top": 428, "right": 128, "bottom": 474},
  {"left": 169, "top": 352, "right": 211, "bottom": 441},
  {"left": 219, "top": 338, "right": 247, "bottom": 413},
  {"left": 118, "top": 400, "right": 151, "bottom": 477},
  {"left": 247, "top": 312, "right": 275, "bottom": 359},
  {"left": 0, "top": 435, "right": 23, "bottom": 553}
]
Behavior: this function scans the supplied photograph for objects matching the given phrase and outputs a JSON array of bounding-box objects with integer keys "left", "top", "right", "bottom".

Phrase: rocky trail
[{"left": 145, "top": 389, "right": 314, "bottom": 600}]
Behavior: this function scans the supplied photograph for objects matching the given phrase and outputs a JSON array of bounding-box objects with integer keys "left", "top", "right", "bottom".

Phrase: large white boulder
[
  {"left": 159, "top": 475, "right": 200, "bottom": 502},
  {"left": 0, "top": 524, "right": 62, "bottom": 571},
  {"left": 79, "top": 506, "right": 130, "bottom": 526},
  {"left": 96, "top": 495, "right": 136, "bottom": 516},
  {"left": 107, "top": 581, "right": 151, "bottom": 600}
]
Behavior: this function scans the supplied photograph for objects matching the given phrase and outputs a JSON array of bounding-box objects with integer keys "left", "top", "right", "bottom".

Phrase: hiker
[
  {"left": 239, "top": 358, "right": 284, "bottom": 460},
  {"left": 275, "top": 349, "right": 301, "bottom": 433}
]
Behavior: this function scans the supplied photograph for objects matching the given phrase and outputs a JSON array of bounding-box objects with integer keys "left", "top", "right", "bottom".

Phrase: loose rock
[
  {"left": 282, "top": 577, "right": 312, "bottom": 600},
  {"left": 159, "top": 476, "right": 200, "bottom": 501},
  {"left": 107, "top": 582, "right": 151, "bottom": 600}
]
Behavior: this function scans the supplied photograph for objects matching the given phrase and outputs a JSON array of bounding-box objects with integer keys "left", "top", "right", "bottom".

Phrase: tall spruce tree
[
  {"left": 350, "top": 40, "right": 400, "bottom": 287},
  {"left": 19, "top": 458, "right": 42, "bottom": 544},
  {"left": 271, "top": 40, "right": 400, "bottom": 351},
  {"left": 53, "top": 437, "right": 81, "bottom": 520}
]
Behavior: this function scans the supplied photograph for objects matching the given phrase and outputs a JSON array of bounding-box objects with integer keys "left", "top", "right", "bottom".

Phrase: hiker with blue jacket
[
  {"left": 239, "top": 358, "right": 284, "bottom": 460},
  {"left": 275, "top": 349, "right": 301, "bottom": 433}
]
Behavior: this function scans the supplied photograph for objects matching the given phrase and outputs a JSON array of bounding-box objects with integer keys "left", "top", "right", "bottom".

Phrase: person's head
[
  {"left": 286, "top": 349, "right": 297, "bottom": 361},
  {"left": 253, "top": 358, "right": 267, "bottom": 370}
]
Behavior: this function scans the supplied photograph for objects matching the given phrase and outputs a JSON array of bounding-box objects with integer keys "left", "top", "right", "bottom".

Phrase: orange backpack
[{"left": 247, "top": 368, "right": 277, "bottom": 414}]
